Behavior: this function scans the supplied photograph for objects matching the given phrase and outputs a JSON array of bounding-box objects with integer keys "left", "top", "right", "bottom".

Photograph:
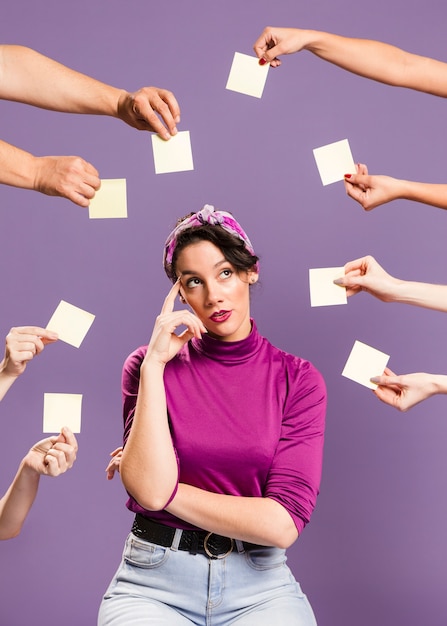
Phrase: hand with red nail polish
[
  {"left": 253, "top": 27, "right": 316, "bottom": 68},
  {"left": 343, "top": 163, "right": 403, "bottom": 211}
]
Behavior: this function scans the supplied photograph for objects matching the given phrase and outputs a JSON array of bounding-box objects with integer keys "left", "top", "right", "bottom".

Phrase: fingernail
[
  {"left": 259, "top": 58, "right": 267, "bottom": 66},
  {"left": 175, "top": 115, "right": 181, "bottom": 124},
  {"left": 48, "top": 331, "right": 59, "bottom": 340},
  {"left": 370, "top": 377, "right": 380, "bottom": 384},
  {"left": 333, "top": 278, "right": 344, "bottom": 285},
  {"left": 164, "top": 133, "right": 171, "bottom": 140},
  {"left": 344, "top": 174, "right": 352, "bottom": 179}
]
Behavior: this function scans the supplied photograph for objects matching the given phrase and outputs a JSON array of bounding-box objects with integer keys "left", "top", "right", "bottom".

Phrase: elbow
[
  {"left": 121, "top": 469, "right": 176, "bottom": 512},
  {"left": 272, "top": 525, "right": 299, "bottom": 550},
  {"left": 0, "top": 525, "right": 22, "bottom": 541},
  {"left": 264, "top": 500, "right": 300, "bottom": 549},
  {"left": 134, "top": 493, "right": 174, "bottom": 512}
]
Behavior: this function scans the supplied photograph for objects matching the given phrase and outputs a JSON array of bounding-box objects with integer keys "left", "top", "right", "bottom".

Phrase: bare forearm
[
  {"left": 431, "top": 374, "right": 447, "bottom": 395},
  {"left": 0, "top": 376, "right": 16, "bottom": 401},
  {"left": 0, "top": 45, "right": 123, "bottom": 115},
  {"left": 166, "top": 483, "right": 298, "bottom": 549},
  {"left": 304, "top": 30, "right": 447, "bottom": 96},
  {"left": 399, "top": 180, "right": 447, "bottom": 210},
  {"left": 120, "top": 362, "right": 178, "bottom": 510},
  {"left": 389, "top": 280, "right": 447, "bottom": 311},
  {"left": 0, "top": 361, "right": 18, "bottom": 401},
  {"left": 0, "top": 461, "right": 40, "bottom": 540}
]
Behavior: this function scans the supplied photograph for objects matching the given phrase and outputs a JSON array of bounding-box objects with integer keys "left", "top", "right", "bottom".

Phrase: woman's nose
[{"left": 205, "top": 283, "right": 223, "bottom": 305}]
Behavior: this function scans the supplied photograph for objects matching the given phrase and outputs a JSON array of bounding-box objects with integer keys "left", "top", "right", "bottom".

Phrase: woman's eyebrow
[{"left": 178, "top": 258, "right": 227, "bottom": 277}]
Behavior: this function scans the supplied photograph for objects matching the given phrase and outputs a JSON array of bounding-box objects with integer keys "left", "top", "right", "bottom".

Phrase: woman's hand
[
  {"left": 1, "top": 326, "right": 58, "bottom": 379},
  {"left": 144, "top": 279, "right": 207, "bottom": 367},
  {"left": 105, "top": 447, "right": 123, "bottom": 480},
  {"left": 333, "top": 255, "right": 401, "bottom": 302},
  {"left": 253, "top": 27, "right": 311, "bottom": 67},
  {"left": 371, "top": 368, "right": 445, "bottom": 412},
  {"left": 344, "top": 163, "right": 402, "bottom": 211},
  {"left": 25, "top": 427, "right": 78, "bottom": 477}
]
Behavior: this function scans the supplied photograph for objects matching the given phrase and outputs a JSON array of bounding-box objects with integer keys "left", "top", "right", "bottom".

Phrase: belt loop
[
  {"left": 235, "top": 540, "right": 245, "bottom": 554},
  {"left": 170, "top": 528, "right": 183, "bottom": 552}
]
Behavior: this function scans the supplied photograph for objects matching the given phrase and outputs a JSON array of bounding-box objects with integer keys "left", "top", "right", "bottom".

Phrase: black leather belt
[{"left": 131, "top": 514, "right": 262, "bottom": 560}]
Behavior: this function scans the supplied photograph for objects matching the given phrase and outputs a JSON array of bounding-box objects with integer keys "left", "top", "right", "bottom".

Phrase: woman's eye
[
  {"left": 186, "top": 277, "right": 202, "bottom": 288},
  {"left": 219, "top": 269, "right": 233, "bottom": 280}
]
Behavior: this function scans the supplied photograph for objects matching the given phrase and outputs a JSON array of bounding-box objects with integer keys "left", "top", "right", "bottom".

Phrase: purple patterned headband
[{"left": 163, "top": 204, "right": 257, "bottom": 272}]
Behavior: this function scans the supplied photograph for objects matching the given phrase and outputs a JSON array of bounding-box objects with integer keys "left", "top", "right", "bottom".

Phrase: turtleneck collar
[{"left": 191, "top": 319, "right": 263, "bottom": 363}]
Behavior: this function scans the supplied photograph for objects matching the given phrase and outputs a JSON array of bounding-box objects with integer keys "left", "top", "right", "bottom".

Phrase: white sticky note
[
  {"left": 342, "top": 340, "right": 390, "bottom": 389},
  {"left": 89, "top": 178, "right": 127, "bottom": 219},
  {"left": 43, "top": 393, "right": 82, "bottom": 433},
  {"left": 309, "top": 267, "right": 347, "bottom": 307},
  {"left": 225, "top": 52, "right": 269, "bottom": 98},
  {"left": 46, "top": 300, "right": 95, "bottom": 348},
  {"left": 313, "top": 139, "right": 356, "bottom": 186},
  {"left": 151, "top": 131, "right": 194, "bottom": 174}
]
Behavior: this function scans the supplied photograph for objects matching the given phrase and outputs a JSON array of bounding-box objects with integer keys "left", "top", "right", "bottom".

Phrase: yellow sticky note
[
  {"left": 151, "top": 131, "right": 194, "bottom": 174},
  {"left": 46, "top": 300, "right": 95, "bottom": 348},
  {"left": 342, "top": 340, "right": 390, "bottom": 389},
  {"left": 226, "top": 52, "right": 269, "bottom": 98},
  {"left": 43, "top": 393, "right": 82, "bottom": 433},
  {"left": 313, "top": 139, "right": 356, "bottom": 186},
  {"left": 309, "top": 267, "right": 347, "bottom": 307},
  {"left": 89, "top": 178, "right": 127, "bottom": 219}
]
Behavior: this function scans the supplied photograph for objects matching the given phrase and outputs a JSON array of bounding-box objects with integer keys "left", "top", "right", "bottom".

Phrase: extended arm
[
  {"left": 0, "top": 44, "right": 180, "bottom": 137},
  {"left": 344, "top": 164, "right": 447, "bottom": 211},
  {"left": 0, "top": 428, "right": 77, "bottom": 540},
  {"left": 334, "top": 255, "right": 447, "bottom": 312},
  {"left": 253, "top": 27, "right": 447, "bottom": 97}
]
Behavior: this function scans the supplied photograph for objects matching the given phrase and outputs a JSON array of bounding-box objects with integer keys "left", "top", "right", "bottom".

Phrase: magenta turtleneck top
[{"left": 122, "top": 320, "right": 327, "bottom": 534}]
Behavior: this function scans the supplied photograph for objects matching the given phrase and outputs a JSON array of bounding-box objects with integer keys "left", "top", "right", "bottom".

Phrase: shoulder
[
  {"left": 122, "top": 345, "right": 148, "bottom": 380},
  {"left": 262, "top": 337, "right": 326, "bottom": 395}
]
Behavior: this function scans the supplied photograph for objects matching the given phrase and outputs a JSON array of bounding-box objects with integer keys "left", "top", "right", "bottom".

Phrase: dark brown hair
[{"left": 164, "top": 214, "right": 259, "bottom": 283}]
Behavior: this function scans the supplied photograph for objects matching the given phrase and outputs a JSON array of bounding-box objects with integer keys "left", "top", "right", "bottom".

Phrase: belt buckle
[{"left": 203, "top": 532, "right": 234, "bottom": 559}]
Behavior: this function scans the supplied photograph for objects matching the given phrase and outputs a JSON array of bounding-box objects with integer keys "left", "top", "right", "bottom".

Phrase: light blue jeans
[{"left": 98, "top": 532, "right": 317, "bottom": 625}]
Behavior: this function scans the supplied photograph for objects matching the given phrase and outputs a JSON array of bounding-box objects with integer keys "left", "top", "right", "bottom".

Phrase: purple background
[{"left": 1, "top": 1, "right": 447, "bottom": 624}]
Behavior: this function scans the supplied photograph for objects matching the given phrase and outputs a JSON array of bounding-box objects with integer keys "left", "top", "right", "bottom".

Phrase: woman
[{"left": 98, "top": 205, "right": 327, "bottom": 625}]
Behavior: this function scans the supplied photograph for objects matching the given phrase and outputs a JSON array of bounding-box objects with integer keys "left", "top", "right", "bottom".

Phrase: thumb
[
  {"left": 259, "top": 47, "right": 279, "bottom": 64},
  {"left": 370, "top": 374, "right": 400, "bottom": 387},
  {"left": 344, "top": 173, "right": 370, "bottom": 186},
  {"left": 333, "top": 273, "right": 366, "bottom": 288}
]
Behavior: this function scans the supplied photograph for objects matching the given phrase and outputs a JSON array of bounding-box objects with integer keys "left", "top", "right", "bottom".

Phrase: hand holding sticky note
[
  {"left": 342, "top": 340, "right": 390, "bottom": 389},
  {"left": 46, "top": 300, "right": 95, "bottom": 348},
  {"left": 226, "top": 52, "right": 269, "bottom": 98}
]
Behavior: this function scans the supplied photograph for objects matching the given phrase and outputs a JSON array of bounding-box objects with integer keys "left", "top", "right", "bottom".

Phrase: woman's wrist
[
  {"left": 303, "top": 29, "right": 330, "bottom": 54},
  {"left": 431, "top": 374, "right": 447, "bottom": 395},
  {"left": 140, "top": 356, "right": 166, "bottom": 374}
]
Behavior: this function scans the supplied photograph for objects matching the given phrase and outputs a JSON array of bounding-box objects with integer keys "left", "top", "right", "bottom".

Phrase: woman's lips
[{"left": 209, "top": 310, "right": 232, "bottom": 323}]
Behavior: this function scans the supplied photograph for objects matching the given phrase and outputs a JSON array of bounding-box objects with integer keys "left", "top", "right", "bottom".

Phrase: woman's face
[{"left": 175, "top": 240, "right": 258, "bottom": 342}]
